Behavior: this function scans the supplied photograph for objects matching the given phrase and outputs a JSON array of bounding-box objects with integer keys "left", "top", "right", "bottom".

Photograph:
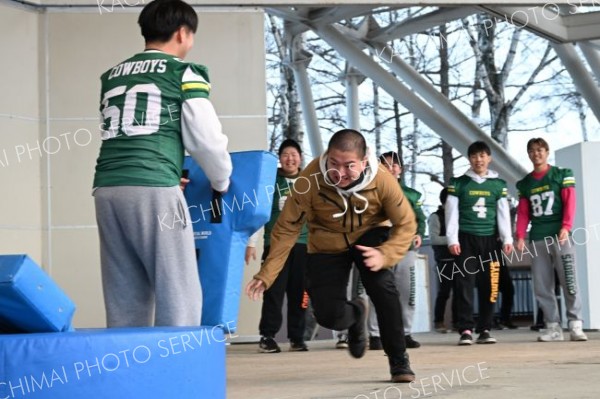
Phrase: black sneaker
[
  {"left": 289, "top": 340, "right": 308, "bottom": 352},
  {"left": 500, "top": 320, "right": 518, "bottom": 330},
  {"left": 335, "top": 334, "right": 349, "bottom": 349},
  {"left": 347, "top": 298, "right": 367, "bottom": 358},
  {"left": 458, "top": 330, "right": 473, "bottom": 346},
  {"left": 390, "top": 352, "right": 416, "bottom": 383},
  {"left": 476, "top": 330, "right": 497, "bottom": 344},
  {"left": 405, "top": 334, "right": 421, "bottom": 349},
  {"left": 369, "top": 336, "right": 383, "bottom": 350},
  {"left": 493, "top": 318, "right": 505, "bottom": 330},
  {"left": 258, "top": 336, "right": 281, "bottom": 353},
  {"left": 434, "top": 321, "right": 449, "bottom": 333}
]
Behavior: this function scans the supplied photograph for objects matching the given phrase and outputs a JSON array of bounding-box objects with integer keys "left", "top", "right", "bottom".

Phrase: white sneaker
[
  {"left": 568, "top": 320, "right": 588, "bottom": 341},
  {"left": 537, "top": 322, "right": 564, "bottom": 342}
]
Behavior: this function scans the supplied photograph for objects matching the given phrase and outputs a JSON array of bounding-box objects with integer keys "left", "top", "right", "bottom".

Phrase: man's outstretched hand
[
  {"left": 245, "top": 279, "right": 266, "bottom": 301},
  {"left": 355, "top": 245, "right": 385, "bottom": 272}
]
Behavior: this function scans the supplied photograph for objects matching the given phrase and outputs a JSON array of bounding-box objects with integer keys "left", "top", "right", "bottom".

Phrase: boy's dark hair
[
  {"left": 278, "top": 139, "right": 302, "bottom": 157},
  {"left": 439, "top": 187, "right": 448, "bottom": 205},
  {"left": 327, "top": 129, "right": 366, "bottom": 158},
  {"left": 467, "top": 141, "right": 491, "bottom": 157},
  {"left": 527, "top": 137, "right": 550, "bottom": 152},
  {"left": 138, "top": 0, "right": 198, "bottom": 43},
  {"left": 379, "top": 151, "right": 402, "bottom": 168}
]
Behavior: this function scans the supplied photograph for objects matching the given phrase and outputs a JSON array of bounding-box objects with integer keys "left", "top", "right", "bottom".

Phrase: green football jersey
[
  {"left": 94, "top": 51, "right": 211, "bottom": 188},
  {"left": 264, "top": 172, "right": 308, "bottom": 246},
  {"left": 448, "top": 174, "right": 507, "bottom": 236},
  {"left": 400, "top": 182, "right": 426, "bottom": 237},
  {"left": 516, "top": 166, "right": 575, "bottom": 240}
]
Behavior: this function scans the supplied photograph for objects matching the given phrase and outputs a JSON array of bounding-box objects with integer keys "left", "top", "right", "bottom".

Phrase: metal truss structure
[
  {"left": 6, "top": 0, "right": 600, "bottom": 184},
  {"left": 265, "top": 4, "right": 600, "bottom": 185}
]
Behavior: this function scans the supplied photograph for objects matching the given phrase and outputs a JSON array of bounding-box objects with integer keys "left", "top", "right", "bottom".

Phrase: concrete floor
[{"left": 227, "top": 329, "right": 600, "bottom": 399}]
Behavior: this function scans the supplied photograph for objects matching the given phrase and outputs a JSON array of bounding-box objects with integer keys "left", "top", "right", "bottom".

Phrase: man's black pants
[
  {"left": 305, "top": 227, "right": 407, "bottom": 363},
  {"left": 453, "top": 232, "right": 503, "bottom": 334},
  {"left": 259, "top": 243, "right": 307, "bottom": 341}
]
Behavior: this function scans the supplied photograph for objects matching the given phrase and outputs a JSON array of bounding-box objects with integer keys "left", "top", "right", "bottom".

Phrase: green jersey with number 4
[
  {"left": 516, "top": 166, "right": 575, "bottom": 241},
  {"left": 448, "top": 175, "right": 507, "bottom": 236},
  {"left": 94, "top": 51, "right": 211, "bottom": 188}
]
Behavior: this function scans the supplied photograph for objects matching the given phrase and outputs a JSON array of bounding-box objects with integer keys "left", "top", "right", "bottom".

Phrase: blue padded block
[
  {"left": 0, "top": 255, "right": 75, "bottom": 333},
  {"left": 183, "top": 151, "right": 277, "bottom": 331},
  {"left": 0, "top": 327, "right": 225, "bottom": 399}
]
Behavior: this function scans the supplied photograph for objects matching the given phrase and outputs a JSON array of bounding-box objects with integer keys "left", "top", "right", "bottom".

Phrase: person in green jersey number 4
[
  {"left": 366, "top": 151, "right": 425, "bottom": 350},
  {"left": 93, "top": 0, "right": 232, "bottom": 327},
  {"left": 445, "top": 141, "right": 513, "bottom": 346},
  {"left": 515, "top": 138, "right": 587, "bottom": 342},
  {"left": 245, "top": 139, "right": 310, "bottom": 353}
]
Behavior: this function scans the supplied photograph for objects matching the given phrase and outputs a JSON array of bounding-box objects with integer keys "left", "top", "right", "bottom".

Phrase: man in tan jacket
[{"left": 246, "top": 129, "right": 417, "bottom": 383}]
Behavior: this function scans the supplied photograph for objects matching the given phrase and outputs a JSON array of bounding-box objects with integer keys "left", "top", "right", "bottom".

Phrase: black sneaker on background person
[
  {"left": 258, "top": 336, "right": 281, "bottom": 353},
  {"left": 405, "top": 334, "right": 421, "bottom": 348},
  {"left": 289, "top": 340, "right": 309, "bottom": 352},
  {"left": 335, "top": 334, "right": 349, "bottom": 349},
  {"left": 476, "top": 330, "right": 497, "bottom": 344},
  {"left": 494, "top": 317, "right": 518, "bottom": 330},
  {"left": 458, "top": 330, "right": 473, "bottom": 346},
  {"left": 530, "top": 322, "right": 544, "bottom": 331},
  {"left": 434, "top": 321, "right": 449, "bottom": 333},
  {"left": 347, "top": 298, "right": 367, "bottom": 358},
  {"left": 499, "top": 319, "right": 518, "bottom": 330},
  {"left": 389, "top": 352, "right": 416, "bottom": 383},
  {"left": 369, "top": 335, "right": 383, "bottom": 350}
]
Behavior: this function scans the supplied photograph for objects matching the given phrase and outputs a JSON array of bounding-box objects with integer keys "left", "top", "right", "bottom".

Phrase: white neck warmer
[
  {"left": 465, "top": 168, "right": 499, "bottom": 183},
  {"left": 319, "top": 147, "right": 379, "bottom": 219}
]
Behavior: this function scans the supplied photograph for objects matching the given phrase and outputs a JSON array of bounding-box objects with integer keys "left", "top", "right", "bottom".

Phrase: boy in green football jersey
[
  {"left": 446, "top": 141, "right": 513, "bottom": 345},
  {"left": 93, "top": 0, "right": 232, "bottom": 327},
  {"left": 515, "top": 138, "right": 587, "bottom": 342},
  {"left": 367, "top": 151, "right": 425, "bottom": 350},
  {"left": 245, "top": 139, "right": 310, "bottom": 353}
]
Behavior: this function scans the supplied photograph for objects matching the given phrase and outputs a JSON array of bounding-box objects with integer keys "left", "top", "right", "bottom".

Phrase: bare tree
[
  {"left": 464, "top": 14, "right": 558, "bottom": 148},
  {"left": 439, "top": 23, "right": 455, "bottom": 186},
  {"left": 265, "top": 15, "right": 304, "bottom": 151}
]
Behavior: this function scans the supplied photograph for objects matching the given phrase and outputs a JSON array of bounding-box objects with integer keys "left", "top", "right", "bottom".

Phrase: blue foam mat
[{"left": 0, "top": 327, "right": 225, "bottom": 399}]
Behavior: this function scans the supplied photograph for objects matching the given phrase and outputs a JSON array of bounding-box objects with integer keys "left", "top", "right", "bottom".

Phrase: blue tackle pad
[
  {"left": 0, "top": 254, "right": 76, "bottom": 333},
  {"left": 183, "top": 151, "right": 277, "bottom": 332}
]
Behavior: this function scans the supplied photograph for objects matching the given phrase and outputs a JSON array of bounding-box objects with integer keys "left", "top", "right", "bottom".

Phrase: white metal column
[
  {"left": 289, "top": 36, "right": 324, "bottom": 157},
  {"left": 343, "top": 64, "right": 364, "bottom": 130},
  {"left": 553, "top": 42, "right": 600, "bottom": 125}
]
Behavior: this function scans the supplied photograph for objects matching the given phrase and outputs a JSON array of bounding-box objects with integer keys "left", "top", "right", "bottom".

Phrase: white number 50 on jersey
[{"left": 100, "top": 84, "right": 162, "bottom": 140}]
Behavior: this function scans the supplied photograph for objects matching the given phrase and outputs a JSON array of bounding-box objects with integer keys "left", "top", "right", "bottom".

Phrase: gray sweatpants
[
  {"left": 531, "top": 237, "right": 583, "bottom": 324},
  {"left": 94, "top": 186, "right": 202, "bottom": 327},
  {"left": 368, "top": 250, "right": 417, "bottom": 336}
]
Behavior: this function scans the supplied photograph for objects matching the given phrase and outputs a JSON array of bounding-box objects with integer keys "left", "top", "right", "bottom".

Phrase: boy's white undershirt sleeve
[
  {"left": 181, "top": 97, "right": 232, "bottom": 192},
  {"left": 445, "top": 195, "right": 460, "bottom": 247}
]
